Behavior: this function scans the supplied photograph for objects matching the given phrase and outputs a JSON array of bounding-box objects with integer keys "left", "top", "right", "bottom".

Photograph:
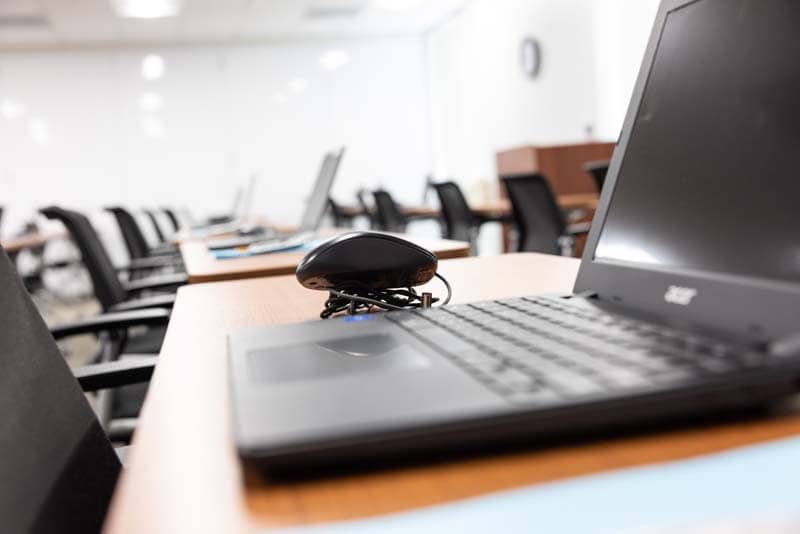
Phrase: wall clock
[{"left": 520, "top": 37, "right": 543, "bottom": 79}]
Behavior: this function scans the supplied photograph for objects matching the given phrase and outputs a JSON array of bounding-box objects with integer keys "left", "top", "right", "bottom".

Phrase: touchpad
[{"left": 247, "top": 334, "right": 432, "bottom": 384}]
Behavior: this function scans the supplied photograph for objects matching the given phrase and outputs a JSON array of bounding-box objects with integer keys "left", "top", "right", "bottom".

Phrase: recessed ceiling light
[
  {"left": 373, "top": 0, "right": 424, "bottom": 11},
  {"left": 139, "top": 92, "right": 164, "bottom": 112},
  {"left": 111, "top": 0, "right": 182, "bottom": 19},
  {"left": 319, "top": 50, "right": 351, "bottom": 71},
  {"left": 141, "top": 54, "right": 165, "bottom": 80},
  {"left": 0, "top": 99, "right": 27, "bottom": 119},
  {"left": 289, "top": 78, "right": 308, "bottom": 93},
  {"left": 272, "top": 92, "right": 288, "bottom": 105}
]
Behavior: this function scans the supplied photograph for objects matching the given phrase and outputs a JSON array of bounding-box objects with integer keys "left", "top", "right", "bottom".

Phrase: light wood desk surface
[
  {"left": 1, "top": 230, "right": 65, "bottom": 254},
  {"left": 179, "top": 231, "right": 471, "bottom": 284},
  {"left": 107, "top": 253, "right": 800, "bottom": 534}
]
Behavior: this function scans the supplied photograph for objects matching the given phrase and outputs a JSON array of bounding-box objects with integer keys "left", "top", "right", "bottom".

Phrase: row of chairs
[
  {"left": 330, "top": 172, "right": 601, "bottom": 257},
  {"left": 38, "top": 207, "right": 189, "bottom": 444}
]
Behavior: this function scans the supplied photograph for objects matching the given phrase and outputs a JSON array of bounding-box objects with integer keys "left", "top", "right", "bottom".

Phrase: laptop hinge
[{"left": 570, "top": 290, "right": 598, "bottom": 300}]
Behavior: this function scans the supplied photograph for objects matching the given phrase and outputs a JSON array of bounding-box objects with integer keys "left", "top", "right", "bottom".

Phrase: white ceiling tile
[{"left": 0, "top": 0, "right": 469, "bottom": 49}]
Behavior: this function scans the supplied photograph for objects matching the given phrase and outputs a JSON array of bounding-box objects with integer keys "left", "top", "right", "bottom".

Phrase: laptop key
[
  {"left": 414, "top": 329, "right": 478, "bottom": 354},
  {"left": 491, "top": 367, "right": 537, "bottom": 390},
  {"left": 542, "top": 371, "right": 606, "bottom": 397},
  {"left": 505, "top": 389, "right": 563, "bottom": 407}
]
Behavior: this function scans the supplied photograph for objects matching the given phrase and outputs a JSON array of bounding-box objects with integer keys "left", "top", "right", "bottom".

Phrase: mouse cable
[{"left": 320, "top": 273, "right": 452, "bottom": 319}]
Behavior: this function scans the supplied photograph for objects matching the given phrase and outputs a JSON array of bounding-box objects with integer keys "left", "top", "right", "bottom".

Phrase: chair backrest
[
  {"left": 162, "top": 208, "right": 181, "bottom": 232},
  {"left": 0, "top": 244, "right": 121, "bottom": 533},
  {"left": 41, "top": 207, "right": 127, "bottom": 311},
  {"left": 0, "top": 206, "right": 4, "bottom": 232},
  {"left": 145, "top": 210, "right": 167, "bottom": 243},
  {"left": 106, "top": 207, "right": 150, "bottom": 260},
  {"left": 584, "top": 160, "right": 610, "bottom": 193},
  {"left": 432, "top": 181, "right": 474, "bottom": 242},
  {"left": 501, "top": 174, "right": 567, "bottom": 255},
  {"left": 327, "top": 198, "right": 348, "bottom": 228},
  {"left": 356, "top": 189, "right": 375, "bottom": 229},
  {"left": 372, "top": 190, "right": 407, "bottom": 233}
]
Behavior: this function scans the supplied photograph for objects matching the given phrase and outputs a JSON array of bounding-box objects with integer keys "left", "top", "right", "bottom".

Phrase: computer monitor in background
[
  {"left": 237, "top": 173, "right": 260, "bottom": 223},
  {"left": 298, "top": 147, "right": 346, "bottom": 232},
  {"left": 230, "top": 187, "right": 244, "bottom": 220}
]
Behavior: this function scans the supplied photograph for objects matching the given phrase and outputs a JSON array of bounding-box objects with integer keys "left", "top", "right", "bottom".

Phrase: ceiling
[{"left": 0, "top": 0, "right": 468, "bottom": 50}]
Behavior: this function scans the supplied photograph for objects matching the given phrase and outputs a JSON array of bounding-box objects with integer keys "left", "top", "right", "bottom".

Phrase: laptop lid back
[
  {"left": 299, "top": 147, "right": 346, "bottom": 232},
  {"left": 575, "top": 0, "right": 800, "bottom": 342},
  {"left": 238, "top": 174, "right": 259, "bottom": 222}
]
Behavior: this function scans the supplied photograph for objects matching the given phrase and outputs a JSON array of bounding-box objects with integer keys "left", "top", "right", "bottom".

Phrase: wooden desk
[
  {"left": 106, "top": 253, "right": 800, "bottom": 534},
  {"left": 1, "top": 231, "right": 65, "bottom": 254},
  {"left": 179, "top": 231, "right": 471, "bottom": 284}
]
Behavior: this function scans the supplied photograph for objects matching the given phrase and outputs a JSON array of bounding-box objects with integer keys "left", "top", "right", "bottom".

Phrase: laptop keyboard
[{"left": 386, "top": 296, "right": 766, "bottom": 406}]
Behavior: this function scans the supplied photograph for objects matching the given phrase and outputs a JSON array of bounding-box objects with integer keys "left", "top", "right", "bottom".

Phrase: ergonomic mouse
[{"left": 296, "top": 232, "right": 438, "bottom": 291}]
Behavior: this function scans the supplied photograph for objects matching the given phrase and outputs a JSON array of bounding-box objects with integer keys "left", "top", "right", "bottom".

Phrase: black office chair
[
  {"left": 356, "top": 189, "right": 376, "bottom": 229},
  {"left": 145, "top": 209, "right": 169, "bottom": 243},
  {"left": 432, "top": 181, "right": 508, "bottom": 252},
  {"left": 328, "top": 198, "right": 356, "bottom": 228},
  {"left": 40, "top": 207, "right": 185, "bottom": 314},
  {"left": 502, "top": 174, "right": 591, "bottom": 256},
  {"left": 0, "top": 242, "right": 163, "bottom": 532},
  {"left": 372, "top": 190, "right": 408, "bottom": 233},
  {"left": 162, "top": 207, "right": 182, "bottom": 232},
  {"left": 105, "top": 206, "right": 178, "bottom": 261},
  {"left": 585, "top": 160, "right": 611, "bottom": 193}
]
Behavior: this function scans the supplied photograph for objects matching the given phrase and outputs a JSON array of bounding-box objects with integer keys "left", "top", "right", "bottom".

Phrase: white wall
[
  {"left": 591, "top": 0, "right": 661, "bottom": 140},
  {"left": 425, "top": 0, "right": 661, "bottom": 196},
  {"left": 0, "top": 37, "right": 433, "bottom": 237}
]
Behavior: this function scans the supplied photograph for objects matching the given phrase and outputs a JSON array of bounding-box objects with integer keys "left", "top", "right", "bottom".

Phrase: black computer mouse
[{"left": 296, "top": 232, "right": 438, "bottom": 291}]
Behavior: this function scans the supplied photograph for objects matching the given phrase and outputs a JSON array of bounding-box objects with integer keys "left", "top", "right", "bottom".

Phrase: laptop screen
[
  {"left": 298, "top": 148, "right": 344, "bottom": 232},
  {"left": 594, "top": 0, "right": 800, "bottom": 284}
]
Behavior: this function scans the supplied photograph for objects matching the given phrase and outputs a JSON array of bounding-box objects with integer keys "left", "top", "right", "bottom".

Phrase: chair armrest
[
  {"left": 123, "top": 273, "right": 188, "bottom": 294},
  {"left": 117, "top": 256, "right": 182, "bottom": 273},
  {"left": 150, "top": 243, "right": 178, "bottom": 255},
  {"left": 566, "top": 222, "right": 592, "bottom": 235},
  {"left": 74, "top": 355, "right": 158, "bottom": 392},
  {"left": 110, "top": 294, "right": 176, "bottom": 312},
  {"left": 50, "top": 309, "right": 170, "bottom": 340}
]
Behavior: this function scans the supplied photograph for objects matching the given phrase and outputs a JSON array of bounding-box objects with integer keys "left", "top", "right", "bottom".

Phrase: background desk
[
  {"left": 341, "top": 194, "right": 600, "bottom": 221},
  {"left": 179, "top": 232, "right": 471, "bottom": 284},
  {"left": 106, "top": 254, "right": 800, "bottom": 534},
  {"left": 1, "top": 230, "right": 64, "bottom": 254}
]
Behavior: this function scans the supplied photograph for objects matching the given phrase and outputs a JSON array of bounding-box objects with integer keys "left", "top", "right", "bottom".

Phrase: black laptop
[{"left": 229, "top": 0, "right": 800, "bottom": 471}]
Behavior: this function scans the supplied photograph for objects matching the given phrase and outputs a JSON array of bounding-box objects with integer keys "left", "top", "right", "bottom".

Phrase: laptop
[
  {"left": 187, "top": 174, "right": 259, "bottom": 235},
  {"left": 229, "top": 0, "right": 800, "bottom": 471},
  {"left": 207, "top": 147, "right": 345, "bottom": 252}
]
